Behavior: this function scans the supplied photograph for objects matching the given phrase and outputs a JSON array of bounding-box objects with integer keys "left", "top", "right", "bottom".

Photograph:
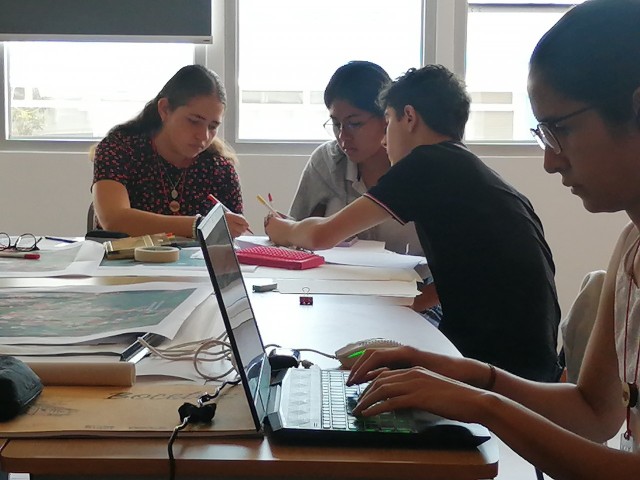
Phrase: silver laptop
[{"left": 197, "top": 204, "right": 490, "bottom": 448}]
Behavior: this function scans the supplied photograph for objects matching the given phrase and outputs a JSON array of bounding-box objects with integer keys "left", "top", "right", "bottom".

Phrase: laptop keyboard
[{"left": 320, "top": 370, "right": 414, "bottom": 433}]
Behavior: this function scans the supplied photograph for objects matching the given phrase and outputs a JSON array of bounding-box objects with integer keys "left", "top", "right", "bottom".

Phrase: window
[
  {"left": 465, "top": 1, "right": 585, "bottom": 142},
  {"left": 236, "top": 0, "right": 423, "bottom": 142},
  {"left": 6, "top": 42, "right": 195, "bottom": 140},
  {"left": 0, "top": 0, "right": 591, "bottom": 150}
]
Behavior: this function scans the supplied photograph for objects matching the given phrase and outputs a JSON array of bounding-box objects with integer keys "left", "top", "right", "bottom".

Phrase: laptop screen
[{"left": 197, "top": 204, "right": 271, "bottom": 430}]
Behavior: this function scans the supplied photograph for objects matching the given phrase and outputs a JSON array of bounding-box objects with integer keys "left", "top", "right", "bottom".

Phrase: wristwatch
[{"left": 192, "top": 214, "right": 203, "bottom": 239}]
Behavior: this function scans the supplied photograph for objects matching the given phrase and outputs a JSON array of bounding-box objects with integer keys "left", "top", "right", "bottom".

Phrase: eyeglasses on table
[{"left": 0, "top": 232, "right": 43, "bottom": 252}]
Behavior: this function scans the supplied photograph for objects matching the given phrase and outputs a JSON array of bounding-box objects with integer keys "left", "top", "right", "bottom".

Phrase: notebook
[{"left": 197, "top": 204, "right": 491, "bottom": 448}]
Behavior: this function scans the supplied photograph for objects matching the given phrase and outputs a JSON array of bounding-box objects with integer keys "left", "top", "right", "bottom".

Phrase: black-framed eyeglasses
[
  {"left": 0, "top": 232, "right": 42, "bottom": 252},
  {"left": 530, "top": 105, "right": 594, "bottom": 155},
  {"left": 323, "top": 115, "right": 376, "bottom": 138}
]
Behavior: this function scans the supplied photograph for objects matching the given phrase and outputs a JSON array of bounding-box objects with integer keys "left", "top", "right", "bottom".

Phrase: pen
[
  {"left": 208, "top": 194, "right": 254, "bottom": 234},
  {"left": 44, "top": 236, "right": 77, "bottom": 244},
  {"left": 257, "top": 194, "right": 286, "bottom": 218},
  {"left": 0, "top": 252, "right": 40, "bottom": 260},
  {"left": 120, "top": 333, "right": 164, "bottom": 363},
  {"left": 207, "top": 193, "right": 231, "bottom": 213}
]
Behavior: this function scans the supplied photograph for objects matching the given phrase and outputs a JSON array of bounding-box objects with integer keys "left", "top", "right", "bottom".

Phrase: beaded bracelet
[
  {"left": 191, "top": 214, "right": 203, "bottom": 239},
  {"left": 485, "top": 363, "right": 497, "bottom": 391}
]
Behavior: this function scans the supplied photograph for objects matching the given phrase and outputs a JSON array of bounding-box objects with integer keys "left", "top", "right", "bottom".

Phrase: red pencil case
[{"left": 236, "top": 246, "right": 324, "bottom": 270}]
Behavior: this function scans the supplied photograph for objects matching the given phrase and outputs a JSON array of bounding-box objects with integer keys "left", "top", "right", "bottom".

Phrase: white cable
[
  {"left": 138, "top": 331, "right": 238, "bottom": 382},
  {"left": 140, "top": 339, "right": 229, "bottom": 360},
  {"left": 193, "top": 338, "right": 237, "bottom": 381},
  {"left": 138, "top": 336, "right": 337, "bottom": 382},
  {"left": 296, "top": 348, "right": 338, "bottom": 360},
  {"left": 264, "top": 343, "right": 336, "bottom": 360},
  {"left": 138, "top": 331, "right": 229, "bottom": 358}
]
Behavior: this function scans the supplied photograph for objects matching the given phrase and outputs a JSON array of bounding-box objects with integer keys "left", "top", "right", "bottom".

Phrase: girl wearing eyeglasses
[
  {"left": 288, "top": 61, "right": 441, "bottom": 320},
  {"left": 289, "top": 61, "right": 425, "bottom": 255},
  {"left": 347, "top": 1, "right": 640, "bottom": 478}
]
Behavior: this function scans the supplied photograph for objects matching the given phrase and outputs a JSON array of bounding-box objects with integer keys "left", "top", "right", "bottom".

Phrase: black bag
[{"left": 0, "top": 356, "right": 43, "bottom": 421}]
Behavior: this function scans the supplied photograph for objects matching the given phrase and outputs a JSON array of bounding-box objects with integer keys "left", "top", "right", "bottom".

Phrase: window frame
[
  {"left": 0, "top": 0, "right": 570, "bottom": 158},
  {"left": 220, "top": 0, "right": 545, "bottom": 157},
  {"left": 0, "top": 42, "right": 206, "bottom": 153}
]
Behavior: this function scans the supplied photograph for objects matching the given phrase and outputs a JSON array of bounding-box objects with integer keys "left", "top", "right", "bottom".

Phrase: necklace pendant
[
  {"left": 620, "top": 430, "right": 634, "bottom": 452},
  {"left": 169, "top": 200, "right": 180, "bottom": 213},
  {"left": 171, "top": 189, "right": 178, "bottom": 200},
  {"left": 620, "top": 429, "right": 635, "bottom": 452}
]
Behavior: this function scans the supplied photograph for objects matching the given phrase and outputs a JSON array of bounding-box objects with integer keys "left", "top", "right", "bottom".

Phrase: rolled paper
[{"left": 26, "top": 361, "right": 136, "bottom": 387}]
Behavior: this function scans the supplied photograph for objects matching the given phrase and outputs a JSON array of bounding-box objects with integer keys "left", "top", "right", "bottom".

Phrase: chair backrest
[
  {"left": 560, "top": 270, "right": 606, "bottom": 383},
  {"left": 87, "top": 203, "right": 96, "bottom": 233}
]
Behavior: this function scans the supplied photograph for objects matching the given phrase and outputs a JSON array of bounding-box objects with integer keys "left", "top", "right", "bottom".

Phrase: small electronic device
[
  {"left": 267, "top": 347, "right": 300, "bottom": 370},
  {"left": 335, "top": 338, "right": 403, "bottom": 368},
  {"left": 85, "top": 230, "right": 129, "bottom": 244},
  {"left": 336, "top": 236, "right": 358, "bottom": 247},
  {"left": 252, "top": 283, "right": 278, "bottom": 293},
  {"left": 236, "top": 246, "right": 324, "bottom": 270}
]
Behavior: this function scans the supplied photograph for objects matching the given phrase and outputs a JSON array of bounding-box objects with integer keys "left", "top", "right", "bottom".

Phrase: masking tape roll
[{"left": 134, "top": 246, "right": 180, "bottom": 263}]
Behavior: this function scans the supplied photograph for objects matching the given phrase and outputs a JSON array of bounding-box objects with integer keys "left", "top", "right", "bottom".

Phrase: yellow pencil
[{"left": 256, "top": 194, "right": 281, "bottom": 217}]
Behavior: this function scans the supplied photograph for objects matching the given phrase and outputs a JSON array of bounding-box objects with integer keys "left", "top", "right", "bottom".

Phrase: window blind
[{"left": 0, "top": 0, "right": 212, "bottom": 43}]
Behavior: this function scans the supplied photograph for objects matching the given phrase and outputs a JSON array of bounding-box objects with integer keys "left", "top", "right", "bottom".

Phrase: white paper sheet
[
  {"left": 316, "top": 248, "right": 427, "bottom": 269},
  {"left": 235, "top": 235, "right": 273, "bottom": 249},
  {"left": 275, "top": 279, "right": 420, "bottom": 297},
  {"left": 0, "top": 241, "right": 104, "bottom": 278},
  {"left": 134, "top": 295, "right": 233, "bottom": 381},
  {"left": 4, "top": 294, "right": 229, "bottom": 382},
  {"left": 233, "top": 237, "right": 426, "bottom": 269},
  {"left": 0, "top": 282, "right": 211, "bottom": 345},
  {"left": 243, "top": 263, "right": 422, "bottom": 282}
]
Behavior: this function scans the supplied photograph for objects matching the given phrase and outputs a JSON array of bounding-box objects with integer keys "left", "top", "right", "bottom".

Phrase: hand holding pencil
[
  {"left": 256, "top": 194, "right": 290, "bottom": 219},
  {"left": 208, "top": 194, "right": 254, "bottom": 237}
]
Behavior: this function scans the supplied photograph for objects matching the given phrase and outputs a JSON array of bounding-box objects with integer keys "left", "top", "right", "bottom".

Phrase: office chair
[
  {"left": 560, "top": 270, "right": 605, "bottom": 383},
  {"left": 87, "top": 203, "right": 96, "bottom": 233},
  {"left": 534, "top": 271, "right": 605, "bottom": 480}
]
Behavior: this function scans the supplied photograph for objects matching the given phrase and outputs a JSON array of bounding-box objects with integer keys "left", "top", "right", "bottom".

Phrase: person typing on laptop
[
  {"left": 348, "top": 1, "right": 640, "bottom": 478},
  {"left": 197, "top": 203, "right": 491, "bottom": 448}
]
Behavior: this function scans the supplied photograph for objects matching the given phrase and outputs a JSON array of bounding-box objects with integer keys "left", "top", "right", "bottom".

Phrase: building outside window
[
  {"left": 6, "top": 42, "right": 194, "bottom": 140},
  {"left": 465, "top": 1, "right": 582, "bottom": 142},
  {"left": 237, "top": 0, "right": 422, "bottom": 142}
]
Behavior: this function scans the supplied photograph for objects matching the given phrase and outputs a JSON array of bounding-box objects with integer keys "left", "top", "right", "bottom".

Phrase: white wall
[{"left": 0, "top": 148, "right": 628, "bottom": 316}]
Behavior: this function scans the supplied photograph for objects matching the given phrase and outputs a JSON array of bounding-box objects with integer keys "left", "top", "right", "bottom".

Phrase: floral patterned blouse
[{"left": 92, "top": 130, "right": 243, "bottom": 217}]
